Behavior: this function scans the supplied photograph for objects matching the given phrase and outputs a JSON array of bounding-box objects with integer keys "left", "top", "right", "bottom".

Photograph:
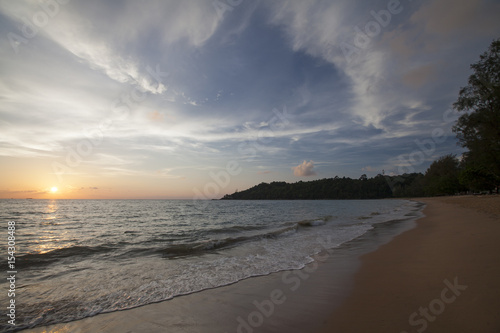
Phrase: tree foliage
[
  {"left": 390, "top": 173, "right": 425, "bottom": 198},
  {"left": 221, "top": 174, "right": 421, "bottom": 200},
  {"left": 453, "top": 38, "right": 500, "bottom": 191},
  {"left": 423, "top": 154, "right": 464, "bottom": 196},
  {"left": 221, "top": 153, "right": 475, "bottom": 200}
]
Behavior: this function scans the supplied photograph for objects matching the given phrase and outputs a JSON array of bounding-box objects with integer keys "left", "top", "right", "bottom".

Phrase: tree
[
  {"left": 458, "top": 165, "right": 496, "bottom": 192},
  {"left": 453, "top": 38, "right": 500, "bottom": 192},
  {"left": 389, "top": 173, "right": 425, "bottom": 197},
  {"left": 423, "top": 154, "right": 463, "bottom": 196}
]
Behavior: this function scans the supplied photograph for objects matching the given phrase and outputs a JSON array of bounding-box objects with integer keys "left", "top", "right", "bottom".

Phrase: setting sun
[{"left": 50, "top": 187, "right": 58, "bottom": 193}]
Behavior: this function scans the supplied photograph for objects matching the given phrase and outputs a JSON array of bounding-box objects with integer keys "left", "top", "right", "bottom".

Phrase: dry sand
[{"left": 318, "top": 195, "right": 500, "bottom": 332}]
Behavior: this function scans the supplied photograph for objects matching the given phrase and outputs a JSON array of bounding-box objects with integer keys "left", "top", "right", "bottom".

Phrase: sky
[{"left": 0, "top": 0, "right": 499, "bottom": 199}]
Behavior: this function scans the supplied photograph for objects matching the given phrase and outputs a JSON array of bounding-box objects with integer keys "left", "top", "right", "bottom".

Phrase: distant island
[{"left": 221, "top": 173, "right": 425, "bottom": 200}]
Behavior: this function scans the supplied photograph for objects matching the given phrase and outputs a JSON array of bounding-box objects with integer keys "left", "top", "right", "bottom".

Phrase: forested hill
[{"left": 221, "top": 173, "right": 425, "bottom": 200}]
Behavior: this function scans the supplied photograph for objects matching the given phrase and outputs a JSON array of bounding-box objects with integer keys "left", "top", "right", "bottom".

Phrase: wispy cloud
[
  {"left": 0, "top": 0, "right": 497, "bottom": 197},
  {"left": 266, "top": 0, "right": 500, "bottom": 132}
]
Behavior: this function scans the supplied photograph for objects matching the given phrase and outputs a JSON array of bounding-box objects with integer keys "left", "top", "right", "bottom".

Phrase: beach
[
  {"left": 319, "top": 195, "right": 500, "bottom": 333},
  {"left": 20, "top": 196, "right": 500, "bottom": 332}
]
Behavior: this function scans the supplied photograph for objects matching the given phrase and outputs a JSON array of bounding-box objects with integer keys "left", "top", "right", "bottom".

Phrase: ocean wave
[
  {"left": 0, "top": 199, "right": 424, "bottom": 331},
  {"left": 17, "top": 245, "right": 117, "bottom": 268},
  {"left": 156, "top": 216, "right": 332, "bottom": 258},
  {"left": 205, "top": 224, "right": 268, "bottom": 235},
  {"left": 156, "top": 232, "right": 292, "bottom": 258}
]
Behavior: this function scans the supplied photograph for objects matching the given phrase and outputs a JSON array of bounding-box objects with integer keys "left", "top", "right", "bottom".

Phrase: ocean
[{"left": 0, "top": 199, "right": 423, "bottom": 331}]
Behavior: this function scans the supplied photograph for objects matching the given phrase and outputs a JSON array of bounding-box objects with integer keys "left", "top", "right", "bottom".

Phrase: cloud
[
  {"left": 0, "top": 0, "right": 224, "bottom": 96},
  {"left": 156, "top": 168, "right": 185, "bottom": 179},
  {"left": 0, "top": 0, "right": 494, "bottom": 193},
  {"left": 148, "top": 110, "right": 165, "bottom": 122},
  {"left": 0, "top": 190, "right": 48, "bottom": 196},
  {"left": 266, "top": 0, "right": 399, "bottom": 127},
  {"left": 409, "top": 0, "right": 500, "bottom": 39},
  {"left": 266, "top": 0, "right": 500, "bottom": 132},
  {"left": 292, "top": 160, "right": 317, "bottom": 177},
  {"left": 78, "top": 187, "right": 99, "bottom": 191}
]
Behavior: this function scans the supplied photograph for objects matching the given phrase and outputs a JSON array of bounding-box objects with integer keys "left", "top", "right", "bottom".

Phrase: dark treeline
[
  {"left": 222, "top": 150, "right": 498, "bottom": 200},
  {"left": 223, "top": 39, "right": 500, "bottom": 200},
  {"left": 221, "top": 152, "right": 492, "bottom": 200},
  {"left": 220, "top": 161, "right": 466, "bottom": 200},
  {"left": 221, "top": 175, "right": 403, "bottom": 200},
  {"left": 222, "top": 175, "right": 392, "bottom": 200}
]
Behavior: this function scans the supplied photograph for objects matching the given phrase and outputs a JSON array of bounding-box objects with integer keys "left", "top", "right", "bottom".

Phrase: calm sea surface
[{"left": 0, "top": 199, "right": 422, "bottom": 331}]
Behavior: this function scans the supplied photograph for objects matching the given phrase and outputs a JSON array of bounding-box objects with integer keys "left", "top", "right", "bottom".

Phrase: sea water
[{"left": 0, "top": 199, "right": 422, "bottom": 331}]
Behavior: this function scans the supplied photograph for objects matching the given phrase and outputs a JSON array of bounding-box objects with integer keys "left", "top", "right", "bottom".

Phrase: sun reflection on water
[
  {"left": 43, "top": 200, "right": 58, "bottom": 214},
  {"left": 32, "top": 200, "right": 69, "bottom": 254}
]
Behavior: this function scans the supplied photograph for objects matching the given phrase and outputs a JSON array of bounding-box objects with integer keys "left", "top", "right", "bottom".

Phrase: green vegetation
[
  {"left": 222, "top": 175, "right": 396, "bottom": 200},
  {"left": 220, "top": 168, "right": 458, "bottom": 200},
  {"left": 423, "top": 154, "right": 465, "bottom": 196},
  {"left": 223, "top": 39, "right": 500, "bottom": 200},
  {"left": 453, "top": 38, "right": 500, "bottom": 192}
]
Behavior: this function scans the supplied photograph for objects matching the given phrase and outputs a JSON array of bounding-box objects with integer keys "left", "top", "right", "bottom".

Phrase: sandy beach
[
  {"left": 20, "top": 196, "right": 500, "bottom": 332},
  {"left": 319, "top": 195, "right": 500, "bottom": 333}
]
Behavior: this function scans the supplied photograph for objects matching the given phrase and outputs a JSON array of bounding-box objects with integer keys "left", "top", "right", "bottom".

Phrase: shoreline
[
  {"left": 19, "top": 196, "right": 500, "bottom": 332},
  {"left": 317, "top": 195, "right": 500, "bottom": 332},
  {"left": 20, "top": 196, "right": 500, "bottom": 332},
  {"left": 19, "top": 200, "right": 422, "bottom": 333}
]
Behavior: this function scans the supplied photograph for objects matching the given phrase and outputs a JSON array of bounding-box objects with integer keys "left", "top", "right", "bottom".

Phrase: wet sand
[{"left": 318, "top": 195, "right": 500, "bottom": 332}]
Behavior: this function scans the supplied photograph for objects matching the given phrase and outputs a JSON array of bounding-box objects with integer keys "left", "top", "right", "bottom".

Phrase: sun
[{"left": 50, "top": 187, "right": 58, "bottom": 193}]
